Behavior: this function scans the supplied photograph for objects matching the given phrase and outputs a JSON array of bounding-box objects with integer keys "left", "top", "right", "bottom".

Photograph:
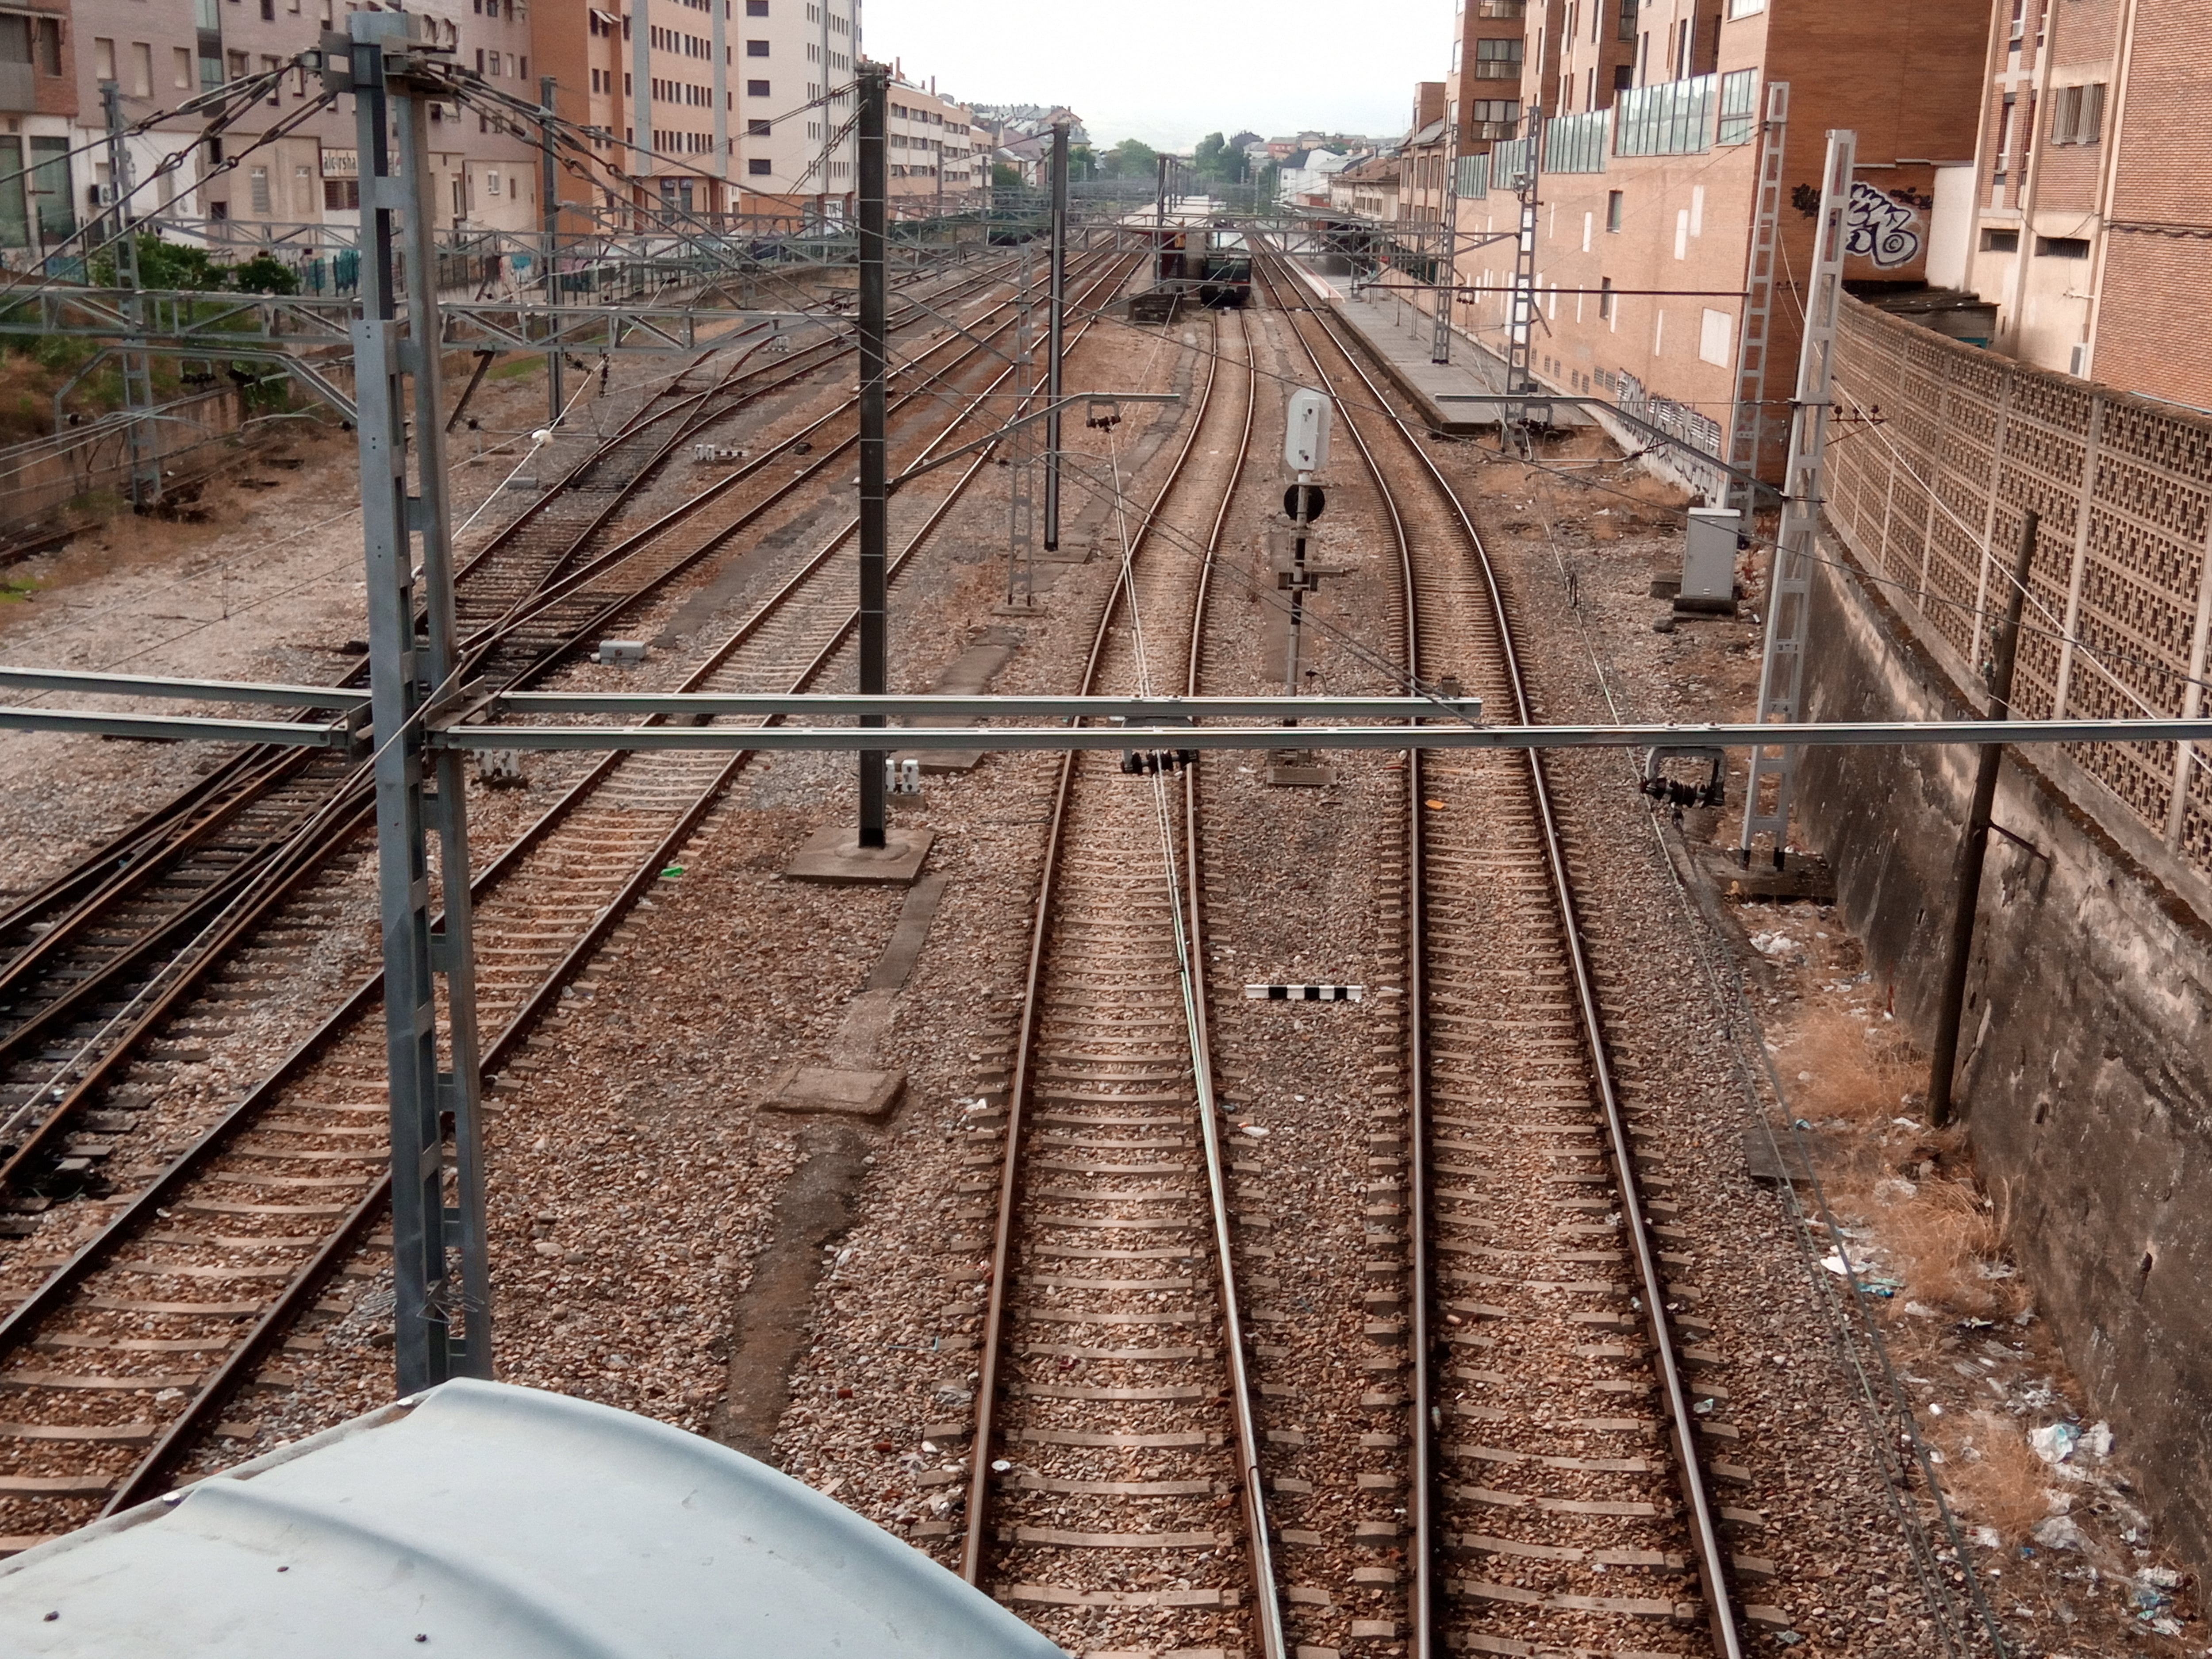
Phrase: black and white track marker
[{"left": 1246, "top": 984, "right": 1363, "bottom": 1002}]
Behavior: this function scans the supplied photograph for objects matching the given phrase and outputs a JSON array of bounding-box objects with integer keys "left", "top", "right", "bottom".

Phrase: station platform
[{"left": 1286, "top": 262, "right": 1592, "bottom": 437}]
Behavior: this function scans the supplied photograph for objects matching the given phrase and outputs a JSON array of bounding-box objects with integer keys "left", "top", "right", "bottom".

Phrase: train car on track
[
  {"left": 0, "top": 1379, "right": 1058, "bottom": 1659},
  {"left": 1124, "top": 206, "right": 1252, "bottom": 308}
]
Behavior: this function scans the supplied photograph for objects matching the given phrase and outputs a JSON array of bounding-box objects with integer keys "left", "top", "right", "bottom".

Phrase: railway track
[
  {"left": 0, "top": 249, "right": 1089, "bottom": 1231},
  {"left": 1256, "top": 253, "right": 1748, "bottom": 1659},
  {"left": 0, "top": 251, "right": 1144, "bottom": 1552},
  {"left": 956, "top": 307, "right": 1287, "bottom": 1658}
]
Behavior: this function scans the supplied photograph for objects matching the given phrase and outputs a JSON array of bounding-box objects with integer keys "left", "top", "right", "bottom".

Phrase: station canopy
[{"left": 0, "top": 1378, "right": 1063, "bottom": 1658}]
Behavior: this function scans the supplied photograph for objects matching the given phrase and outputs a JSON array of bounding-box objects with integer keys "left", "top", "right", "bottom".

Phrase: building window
[
  {"left": 325, "top": 177, "right": 360, "bottom": 210},
  {"left": 749, "top": 157, "right": 772, "bottom": 174},
  {"left": 748, "top": 38, "right": 768, "bottom": 54},
  {"left": 1717, "top": 68, "right": 1757, "bottom": 144},
  {"left": 94, "top": 37, "right": 115, "bottom": 82},
  {"left": 1981, "top": 227, "right": 2019, "bottom": 253},
  {"left": 34, "top": 16, "right": 57, "bottom": 75},
  {"left": 1467, "top": 98, "right": 1519, "bottom": 139},
  {"left": 1617, "top": 0, "right": 1639, "bottom": 38},
  {"left": 1473, "top": 37, "right": 1523, "bottom": 77},
  {"left": 748, "top": 0, "right": 768, "bottom": 10},
  {"left": 2051, "top": 82, "right": 2106, "bottom": 145},
  {"left": 131, "top": 41, "right": 152, "bottom": 96},
  {"left": 748, "top": 117, "right": 771, "bottom": 134},
  {"left": 1606, "top": 188, "right": 1623, "bottom": 230},
  {"left": 250, "top": 165, "right": 271, "bottom": 214},
  {"left": 747, "top": 78, "right": 769, "bottom": 95},
  {"left": 1599, "top": 276, "right": 1614, "bottom": 318},
  {"left": 2035, "top": 235, "right": 2090, "bottom": 258},
  {"left": 173, "top": 46, "right": 191, "bottom": 88}
]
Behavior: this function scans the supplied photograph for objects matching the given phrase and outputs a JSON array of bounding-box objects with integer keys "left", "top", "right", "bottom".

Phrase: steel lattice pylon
[
  {"left": 1725, "top": 82, "right": 1790, "bottom": 517},
  {"left": 1740, "top": 128, "right": 1855, "bottom": 867}
]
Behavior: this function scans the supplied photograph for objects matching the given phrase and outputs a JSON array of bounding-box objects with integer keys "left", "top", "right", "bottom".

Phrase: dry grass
[
  {"left": 1943, "top": 1411, "right": 2057, "bottom": 1543},
  {"left": 1878, "top": 1175, "right": 2029, "bottom": 1320},
  {"left": 1779, "top": 1003, "right": 1921, "bottom": 1122}
]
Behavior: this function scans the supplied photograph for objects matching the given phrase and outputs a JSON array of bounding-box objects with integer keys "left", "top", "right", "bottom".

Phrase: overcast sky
[{"left": 860, "top": 0, "right": 1452, "bottom": 151}]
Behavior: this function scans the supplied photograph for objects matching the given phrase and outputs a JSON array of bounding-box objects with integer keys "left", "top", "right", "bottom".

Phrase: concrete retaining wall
[{"left": 1796, "top": 537, "right": 2212, "bottom": 1570}]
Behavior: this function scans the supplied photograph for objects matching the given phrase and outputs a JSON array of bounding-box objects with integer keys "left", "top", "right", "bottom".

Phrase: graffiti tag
[{"left": 1844, "top": 181, "right": 1924, "bottom": 269}]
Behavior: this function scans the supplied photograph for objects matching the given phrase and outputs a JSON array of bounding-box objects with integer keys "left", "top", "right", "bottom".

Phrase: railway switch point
[{"left": 783, "top": 826, "right": 936, "bottom": 887}]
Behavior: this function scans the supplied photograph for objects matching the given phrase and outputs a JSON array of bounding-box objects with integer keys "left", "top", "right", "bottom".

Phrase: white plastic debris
[
  {"left": 1972, "top": 1526, "right": 2003, "bottom": 1549},
  {"left": 2081, "top": 1420, "right": 2113, "bottom": 1459},
  {"left": 2031, "top": 1422, "right": 2081, "bottom": 1464}
]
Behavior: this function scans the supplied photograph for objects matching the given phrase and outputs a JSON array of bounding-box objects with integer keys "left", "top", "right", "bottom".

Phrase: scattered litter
[
  {"left": 991, "top": 1459, "right": 1011, "bottom": 1472},
  {"left": 1239, "top": 1124, "right": 1269, "bottom": 1138},
  {"left": 1820, "top": 1252, "right": 1858, "bottom": 1277},
  {"left": 1902, "top": 1300, "right": 1939, "bottom": 1317},
  {"left": 2030, "top": 1422, "right": 2081, "bottom": 1464},
  {"left": 1971, "top": 1526, "right": 2003, "bottom": 1549},
  {"left": 1873, "top": 1177, "right": 1919, "bottom": 1204},
  {"left": 1423, "top": 799, "right": 1446, "bottom": 810},
  {"left": 2081, "top": 1420, "right": 2112, "bottom": 1459},
  {"left": 659, "top": 864, "right": 685, "bottom": 879},
  {"left": 1891, "top": 1116, "right": 1921, "bottom": 1129},
  {"left": 2031, "top": 1514, "right": 2087, "bottom": 1551},
  {"left": 2136, "top": 1566, "right": 2178, "bottom": 1590}
]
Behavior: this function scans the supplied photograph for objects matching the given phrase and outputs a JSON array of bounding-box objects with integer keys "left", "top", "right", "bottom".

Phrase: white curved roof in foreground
[{"left": 0, "top": 1379, "right": 1064, "bottom": 1659}]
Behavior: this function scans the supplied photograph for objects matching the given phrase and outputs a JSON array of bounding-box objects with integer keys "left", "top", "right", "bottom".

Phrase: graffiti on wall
[
  {"left": 1791, "top": 179, "right": 1929, "bottom": 269},
  {"left": 1844, "top": 181, "right": 1924, "bottom": 269}
]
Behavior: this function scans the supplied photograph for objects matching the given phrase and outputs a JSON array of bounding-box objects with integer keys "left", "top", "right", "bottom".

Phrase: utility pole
[
  {"left": 855, "top": 60, "right": 889, "bottom": 850},
  {"left": 1928, "top": 509, "right": 2039, "bottom": 1126},
  {"left": 1042, "top": 121, "right": 1068, "bottom": 553},
  {"left": 1432, "top": 116, "right": 1458, "bottom": 367},
  {"left": 1739, "top": 129, "right": 1854, "bottom": 868},
  {"left": 540, "top": 76, "right": 563, "bottom": 427},
  {"left": 1155, "top": 153, "right": 1168, "bottom": 229},
  {"left": 100, "top": 81, "right": 158, "bottom": 510},
  {"left": 1502, "top": 106, "right": 1542, "bottom": 448},
  {"left": 327, "top": 10, "right": 492, "bottom": 1391},
  {"left": 1006, "top": 234, "right": 1038, "bottom": 605},
  {"left": 1725, "top": 82, "right": 1789, "bottom": 517}
]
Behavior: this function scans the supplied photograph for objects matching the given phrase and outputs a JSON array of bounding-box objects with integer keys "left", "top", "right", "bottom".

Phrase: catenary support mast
[{"left": 337, "top": 11, "right": 493, "bottom": 1391}]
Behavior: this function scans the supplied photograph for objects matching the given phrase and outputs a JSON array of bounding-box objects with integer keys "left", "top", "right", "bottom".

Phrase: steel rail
[
  {"left": 1251, "top": 254, "right": 1442, "bottom": 1659},
  {"left": 89, "top": 253, "right": 1148, "bottom": 1511},
  {"left": 1172, "top": 311, "right": 1284, "bottom": 1659},
  {"left": 959, "top": 309, "right": 1286, "bottom": 1659},
  {"left": 0, "top": 251, "right": 1101, "bottom": 1204},
  {"left": 1259, "top": 250, "right": 1747, "bottom": 1659},
  {"left": 0, "top": 251, "right": 1030, "bottom": 957}
]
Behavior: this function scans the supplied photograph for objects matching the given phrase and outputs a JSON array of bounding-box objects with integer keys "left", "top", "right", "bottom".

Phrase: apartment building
[
  {"left": 1330, "top": 153, "right": 1402, "bottom": 222},
  {"left": 1929, "top": 0, "right": 2209, "bottom": 405},
  {"left": 1437, "top": 0, "right": 1985, "bottom": 487},
  {"left": 885, "top": 77, "right": 977, "bottom": 215},
  {"left": 720, "top": 0, "right": 856, "bottom": 219},
  {"left": 0, "top": 0, "right": 78, "bottom": 253}
]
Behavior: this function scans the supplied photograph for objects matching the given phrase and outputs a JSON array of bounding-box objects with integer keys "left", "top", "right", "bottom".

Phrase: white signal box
[{"left": 1284, "top": 388, "right": 1333, "bottom": 474}]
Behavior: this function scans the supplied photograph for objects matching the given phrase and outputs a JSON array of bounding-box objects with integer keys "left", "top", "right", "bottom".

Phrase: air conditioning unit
[{"left": 2069, "top": 343, "right": 2089, "bottom": 377}]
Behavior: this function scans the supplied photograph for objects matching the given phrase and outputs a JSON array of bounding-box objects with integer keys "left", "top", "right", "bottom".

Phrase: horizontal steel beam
[
  {"left": 0, "top": 288, "right": 824, "bottom": 354},
  {"left": 0, "top": 706, "right": 356, "bottom": 746},
  {"left": 488, "top": 692, "right": 1473, "bottom": 723},
  {"left": 0, "top": 667, "right": 371, "bottom": 709},
  {"left": 440, "top": 718, "right": 2212, "bottom": 753}
]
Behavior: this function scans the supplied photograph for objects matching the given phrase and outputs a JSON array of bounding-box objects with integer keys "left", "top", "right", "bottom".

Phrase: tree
[
  {"left": 991, "top": 161, "right": 1023, "bottom": 190},
  {"left": 1098, "top": 138, "right": 1158, "bottom": 180}
]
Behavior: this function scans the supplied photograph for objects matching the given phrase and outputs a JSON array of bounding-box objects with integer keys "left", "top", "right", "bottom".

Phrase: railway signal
[{"left": 1273, "top": 389, "right": 1348, "bottom": 785}]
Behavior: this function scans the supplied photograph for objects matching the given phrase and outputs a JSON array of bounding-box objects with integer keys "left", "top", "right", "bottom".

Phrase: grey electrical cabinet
[{"left": 1678, "top": 506, "right": 1741, "bottom": 615}]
